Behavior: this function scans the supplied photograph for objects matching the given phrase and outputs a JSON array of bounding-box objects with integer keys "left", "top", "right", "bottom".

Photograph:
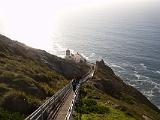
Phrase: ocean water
[{"left": 51, "top": 2, "right": 160, "bottom": 108}]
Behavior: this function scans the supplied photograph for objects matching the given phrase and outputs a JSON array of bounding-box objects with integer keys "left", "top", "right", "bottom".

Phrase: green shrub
[
  {"left": 0, "top": 109, "right": 25, "bottom": 120},
  {"left": 79, "top": 99, "right": 110, "bottom": 114},
  {"left": 83, "top": 99, "right": 97, "bottom": 106},
  {"left": 80, "top": 89, "right": 87, "bottom": 98},
  {"left": 1, "top": 91, "right": 41, "bottom": 115},
  {"left": 81, "top": 105, "right": 110, "bottom": 114},
  {"left": 122, "top": 95, "right": 136, "bottom": 105},
  {"left": 1, "top": 71, "right": 17, "bottom": 80}
]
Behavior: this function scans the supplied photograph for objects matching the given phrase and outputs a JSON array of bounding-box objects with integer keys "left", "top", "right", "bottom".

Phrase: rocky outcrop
[
  {"left": 85, "top": 59, "right": 160, "bottom": 120},
  {"left": 94, "top": 60, "right": 159, "bottom": 112}
]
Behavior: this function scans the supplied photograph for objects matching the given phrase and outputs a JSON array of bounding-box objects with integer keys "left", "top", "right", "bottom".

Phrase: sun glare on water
[{"left": 0, "top": 0, "right": 157, "bottom": 51}]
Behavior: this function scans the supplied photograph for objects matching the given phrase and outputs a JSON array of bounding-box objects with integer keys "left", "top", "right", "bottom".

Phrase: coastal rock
[{"left": 88, "top": 59, "right": 160, "bottom": 120}]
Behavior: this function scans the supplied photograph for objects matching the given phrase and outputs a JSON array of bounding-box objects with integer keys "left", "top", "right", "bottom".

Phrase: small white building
[{"left": 65, "top": 49, "right": 86, "bottom": 63}]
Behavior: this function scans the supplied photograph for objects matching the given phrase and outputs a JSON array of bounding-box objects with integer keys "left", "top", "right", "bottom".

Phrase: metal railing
[
  {"left": 65, "top": 67, "right": 95, "bottom": 120},
  {"left": 25, "top": 81, "right": 72, "bottom": 120},
  {"left": 65, "top": 83, "right": 80, "bottom": 120},
  {"left": 25, "top": 66, "right": 95, "bottom": 120}
]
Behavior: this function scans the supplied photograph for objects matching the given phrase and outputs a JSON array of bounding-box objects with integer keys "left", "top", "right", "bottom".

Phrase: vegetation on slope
[
  {"left": 0, "top": 34, "right": 90, "bottom": 119},
  {"left": 74, "top": 60, "right": 160, "bottom": 120},
  {"left": 74, "top": 83, "right": 136, "bottom": 120},
  {"left": 0, "top": 49, "right": 68, "bottom": 119}
]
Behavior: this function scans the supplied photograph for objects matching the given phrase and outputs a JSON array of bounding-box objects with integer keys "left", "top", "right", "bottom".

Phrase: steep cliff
[{"left": 74, "top": 60, "right": 160, "bottom": 120}]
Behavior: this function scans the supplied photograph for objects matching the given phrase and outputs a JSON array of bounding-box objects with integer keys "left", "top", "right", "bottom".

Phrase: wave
[
  {"left": 134, "top": 74, "right": 141, "bottom": 80},
  {"left": 134, "top": 79, "right": 160, "bottom": 87},
  {"left": 81, "top": 53, "right": 89, "bottom": 60},
  {"left": 156, "top": 71, "right": 160, "bottom": 74},
  {"left": 89, "top": 53, "right": 96, "bottom": 58},
  {"left": 110, "top": 64, "right": 125, "bottom": 70},
  {"left": 133, "top": 73, "right": 149, "bottom": 80},
  {"left": 150, "top": 81, "right": 160, "bottom": 88},
  {"left": 131, "top": 79, "right": 160, "bottom": 97},
  {"left": 129, "top": 83, "right": 137, "bottom": 87},
  {"left": 140, "top": 63, "right": 147, "bottom": 70},
  {"left": 142, "top": 90, "right": 154, "bottom": 98}
]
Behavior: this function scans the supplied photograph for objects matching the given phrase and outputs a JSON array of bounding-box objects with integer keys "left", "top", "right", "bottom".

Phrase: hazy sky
[{"left": 0, "top": 0, "right": 158, "bottom": 50}]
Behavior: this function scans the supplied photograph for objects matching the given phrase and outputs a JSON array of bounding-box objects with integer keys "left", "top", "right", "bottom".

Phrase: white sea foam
[
  {"left": 140, "top": 63, "right": 147, "bottom": 70},
  {"left": 131, "top": 84, "right": 137, "bottom": 87},
  {"left": 156, "top": 71, "right": 160, "bottom": 74},
  {"left": 134, "top": 74, "right": 141, "bottom": 80},
  {"left": 134, "top": 79, "right": 147, "bottom": 82},
  {"left": 134, "top": 73, "right": 149, "bottom": 80},
  {"left": 133, "top": 79, "right": 160, "bottom": 97},
  {"left": 81, "top": 53, "right": 89, "bottom": 60},
  {"left": 89, "top": 53, "right": 95, "bottom": 58},
  {"left": 111, "top": 64, "right": 125, "bottom": 70},
  {"left": 134, "top": 70, "right": 138, "bottom": 74},
  {"left": 134, "top": 79, "right": 160, "bottom": 87},
  {"left": 142, "top": 90, "right": 154, "bottom": 97},
  {"left": 150, "top": 81, "right": 160, "bottom": 88},
  {"left": 143, "top": 76, "right": 149, "bottom": 79},
  {"left": 152, "top": 85, "right": 160, "bottom": 92}
]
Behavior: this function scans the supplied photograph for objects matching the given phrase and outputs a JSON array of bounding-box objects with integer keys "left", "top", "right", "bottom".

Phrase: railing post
[
  {"left": 53, "top": 95, "right": 55, "bottom": 107},
  {"left": 41, "top": 109, "right": 43, "bottom": 120}
]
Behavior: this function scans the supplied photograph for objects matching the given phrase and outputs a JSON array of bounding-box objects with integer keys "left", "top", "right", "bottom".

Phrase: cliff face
[
  {"left": 95, "top": 60, "right": 159, "bottom": 111},
  {"left": 0, "top": 34, "right": 90, "bottom": 119},
  {"left": 77, "top": 60, "right": 160, "bottom": 120}
]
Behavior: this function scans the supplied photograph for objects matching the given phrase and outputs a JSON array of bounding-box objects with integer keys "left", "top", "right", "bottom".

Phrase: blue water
[{"left": 52, "top": 2, "right": 160, "bottom": 108}]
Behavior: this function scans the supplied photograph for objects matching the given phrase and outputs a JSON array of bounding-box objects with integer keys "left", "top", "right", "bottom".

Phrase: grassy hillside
[
  {"left": 74, "top": 60, "right": 160, "bottom": 120},
  {"left": 0, "top": 34, "right": 90, "bottom": 119}
]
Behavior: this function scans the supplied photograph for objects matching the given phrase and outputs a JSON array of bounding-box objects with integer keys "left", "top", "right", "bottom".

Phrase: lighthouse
[
  {"left": 65, "top": 49, "right": 72, "bottom": 60},
  {"left": 66, "top": 49, "right": 71, "bottom": 56}
]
